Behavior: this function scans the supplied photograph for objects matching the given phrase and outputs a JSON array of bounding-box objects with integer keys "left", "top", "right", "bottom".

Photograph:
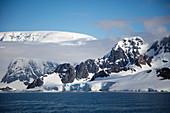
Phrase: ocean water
[{"left": 0, "top": 92, "right": 170, "bottom": 113}]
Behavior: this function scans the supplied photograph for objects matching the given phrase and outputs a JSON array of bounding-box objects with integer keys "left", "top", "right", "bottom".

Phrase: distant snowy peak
[
  {"left": 0, "top": 31, "right": 97, "bottom": 45},
  {"left": 1, "top": 58, "right": 58, "bottom": 84}
]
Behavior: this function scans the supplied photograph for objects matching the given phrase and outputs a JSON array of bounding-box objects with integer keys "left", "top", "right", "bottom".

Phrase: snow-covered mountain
[
  {"left": 96, "top": 36, "right": 152, "bottom": 69},
  {"left": 0, "top": 31, "right": 97, "bottom": 45},
  {"left": 0, "top": 36, "right": 170, "bottom": 92},
  {"left": 0, "top": 58, "right": 58, "bottom": 90}
]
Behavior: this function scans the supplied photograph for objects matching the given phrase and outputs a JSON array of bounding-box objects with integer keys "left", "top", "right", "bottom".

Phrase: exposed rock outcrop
[
  {"left": 55, "top": 63, "right": 75, "bottom": 83},
  {"left": 76, "top": 59, "right": 99, "bottom": 80},
  {"left": 147, "top": 36, "right": 170, "bottom": 56},
  {"left": 134, "top": 55, "right": 153, "bottom": 68},
  {"left": 27, "top": 78, "right": 43, "bottom": 89},
  {"left": 0, "top": 86, "right": 13, "bottom": 91},
  {"left": 91, "top": 71, "right": 109, "bottom": 81},
  {"left": 156, "top": 67, "right": 170, "bottom": 80}
]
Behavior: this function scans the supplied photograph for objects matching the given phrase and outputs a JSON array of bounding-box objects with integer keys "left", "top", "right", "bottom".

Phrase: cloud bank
[
  {"left": 95, "top": 19, "right": 132, "bottom": 33},
  {"left": 141, "top": 16, "right": 170, "bottom": 38},
  {"left": 94, "top": 15, "right": 170, "bottom": 42},
  {"left": 0, "top": 39, "right": 116, "bottom": 78}
]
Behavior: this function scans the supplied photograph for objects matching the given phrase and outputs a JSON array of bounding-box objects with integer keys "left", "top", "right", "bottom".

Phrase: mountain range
[{"left": 0, "top": 33, "right": 169, "bottom": 92}]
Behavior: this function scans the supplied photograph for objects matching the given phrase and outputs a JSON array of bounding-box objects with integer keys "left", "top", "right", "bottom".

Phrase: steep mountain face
[
  {"left": 75, "top": 59, "right": 99, "bottom": 80},
  {"left": 97, "top": 37, "right": 153, "bottom": 70},
  {"left": 1, "top": 59, "right": 58, "bottom": 85},
  {"left": 147, "top": 36, "right": 170, "bottom": 56},
  {"left": 0, "top": 31, "right": 97, "bottom": 45},
  {"left": 46, "top": 36, "right": 156, "bottom": 84},
  {"left": 54, "top": 63, "right": 75, "bottom": 83},
  {"left": 52, "top": 59, "right": 100, "bottom": 84}
]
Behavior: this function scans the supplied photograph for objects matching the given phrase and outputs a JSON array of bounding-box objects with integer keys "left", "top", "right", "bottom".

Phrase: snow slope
[
  {"left": 0, "top": 31, "right": 97, "bottom": 45},
  {"left": 109, "top": 69, "right": 170, "bottom": 92}
]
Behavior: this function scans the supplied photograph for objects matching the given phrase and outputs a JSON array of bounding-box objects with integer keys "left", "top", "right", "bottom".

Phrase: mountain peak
[
  {"left": 114, "top": 36, "right": 144, "bottom": 51},
  {"left": 105, "top": 36, "right": 146, "bottom": 58}
]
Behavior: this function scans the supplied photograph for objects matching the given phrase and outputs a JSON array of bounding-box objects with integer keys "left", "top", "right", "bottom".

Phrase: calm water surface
[{"left": 0, "top": 92, "right": 170, "bottom": 113}]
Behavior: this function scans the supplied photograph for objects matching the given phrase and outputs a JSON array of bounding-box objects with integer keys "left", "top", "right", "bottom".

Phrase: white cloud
[
  {"left": 94, "top": 16, "right": 170, "bottom": 41},
  {"left": 141, "top": 15, "right": 170, "bottom": 38},
  {"left": 95, "top": 19, "right": 132, "bottom": 35},
  {"left": 0, "top": 39, "right": 116, "bottom": 78}
]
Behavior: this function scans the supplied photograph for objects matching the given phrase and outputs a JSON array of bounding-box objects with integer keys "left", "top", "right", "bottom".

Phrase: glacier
[{"left": 0, "top": 31, "right": 97, "bottom": 45}]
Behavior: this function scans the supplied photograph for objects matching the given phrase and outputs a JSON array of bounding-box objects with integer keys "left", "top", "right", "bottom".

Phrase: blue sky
[{"left": 0, "top": 0, "right": 170, "bottom": 39}]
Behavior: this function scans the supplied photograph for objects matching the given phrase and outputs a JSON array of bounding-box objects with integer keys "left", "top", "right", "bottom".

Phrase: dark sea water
[{"left": 0, "top": 92, "right": 170, "bottom": 113}]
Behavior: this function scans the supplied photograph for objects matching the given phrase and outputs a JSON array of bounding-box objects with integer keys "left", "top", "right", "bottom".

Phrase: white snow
[
  {"left": 90, "top": 82, "right": 102, "bottom": 91},
  {"left": 43, "top": 73, "right": 62, "bottom": 85},
  {"left": 109, "top": 69, "right": 170, "bottom": 92},
  {"left": 41, "top": 73, "right": 63, "bottom": 91},
  {"left": 0, "top": 80, "right": 27, "bottom": 91},
  {"left": 0, "top": 31, "right": 97, "bottom": 45}
]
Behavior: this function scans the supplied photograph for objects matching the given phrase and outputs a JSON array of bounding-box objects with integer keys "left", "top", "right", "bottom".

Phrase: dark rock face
[
  {"left": 156, "top": 67, "right": 170, "bottom": 80},
  {"left": 53, "top": 59, "right": 99, "bottom": 83},
  {"left": 143, "top": 55, "right": 153, "bottom": 67},
  {"left": 147, "top": 36, "right": 170, "bottom": 56},
  {"left": 0, "top": 86, "right": 13, "bottom": 91},
  {"left": 133, "top": 54, "right": 153, "bottom": 68},
  {"left": 162, "top": 60, "right": 168, "bottom": 63},
  {"left": 91, "top": 71, "right": 109, "bottom": 81},
  {"left": 106, "top": 66, "right": 128, "bottom": 74},
  {"left": 159, "top": 36, "right": 170, "bottom": 53},
  {"left": 147, "top": 70, "right": 152, "bottom": 73},
  {"left": 85, "top": 59, "right": 99, "bottom": 73},
  {"left": 100, "top": 47, "right": 129, "bottom": 69},
  {"left": 134, "top": 55, "right": 153, "bottom": 68},
  {"left": 147, "top": 41, "right": 159, "bottom": 53},
  {"left": 27, "top": 78, "right": 43, "bottom": 89},
  {"left": 1, "top": 59, "right": 58, "bottom": 84},
  {"left": 76, "top": 59, "right": 99, "bottom": 80},
  {"left": 55, "top": 63, "right": 75, "bottom": 83},
  {"left": 135, "top": 55, "right": 146, "bottom": 67},
  {"left": 97, "top": 37, "right": 153, "bottom": 72},
  {"left": 75, "top": 63, "right": 89, "bottom": 79}
]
